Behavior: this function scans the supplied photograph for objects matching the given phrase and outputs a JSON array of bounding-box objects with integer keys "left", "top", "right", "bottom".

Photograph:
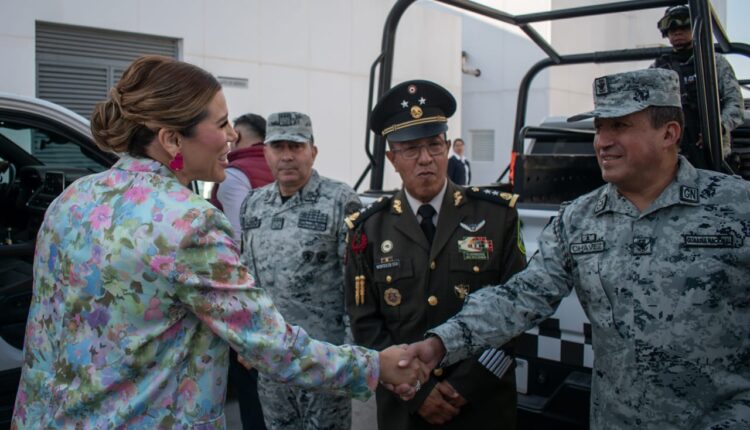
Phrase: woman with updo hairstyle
[{"left": 12, "top": 55, "right": 421, "bottom": 429}]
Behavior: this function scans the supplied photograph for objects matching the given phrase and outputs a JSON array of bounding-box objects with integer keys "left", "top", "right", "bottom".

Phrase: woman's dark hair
[
  {"left": 234, "top": 113, "right": 266, "bottom": 140},
  {"left": 90, "top": 55, "right": 221, "bottom": 157}
]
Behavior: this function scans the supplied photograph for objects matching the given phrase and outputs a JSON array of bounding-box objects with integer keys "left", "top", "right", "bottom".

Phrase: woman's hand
[{"left": 378, "top": 344, "right": 430, "bottom": 400}]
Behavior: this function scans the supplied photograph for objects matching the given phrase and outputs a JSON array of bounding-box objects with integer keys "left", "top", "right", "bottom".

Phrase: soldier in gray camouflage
[
  {"left": 400, "top": 68, "right": 750, "bottom": 429},
  {"left": 239, "top": 112, "right": 361, "bottom": 430},
  {"left": 651, "top": 4, "right": 745, "bottom": 169}
]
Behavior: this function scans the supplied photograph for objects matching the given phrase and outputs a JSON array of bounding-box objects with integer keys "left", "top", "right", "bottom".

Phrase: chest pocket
[
  {"left": 373, "top": 258, "right": 413, "bottom": 321},
  {"left": 449, "top": 234, "right": 501, "bottom": 290},
  {"left": 295, "top": 235, "right": 337, "bottom": 270},
  {"left": 573, "top": 255, "right": 619, "bottom": 337}
]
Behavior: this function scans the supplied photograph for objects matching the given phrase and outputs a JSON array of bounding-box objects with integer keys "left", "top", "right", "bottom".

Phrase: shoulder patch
[
  {"left": 345, "top": 195, "right": 391, "bottom": 229},
  {"left": 465, "top": 187, "right": 519, "bottom": 208}
]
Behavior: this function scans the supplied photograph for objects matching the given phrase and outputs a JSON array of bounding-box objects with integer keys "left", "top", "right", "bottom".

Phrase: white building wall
[
  {"left": 461, "top": 0, "right": 728, "bottom": 185},
  {"left": 0, "top": 0, "right": 462, "bottom": 191}
]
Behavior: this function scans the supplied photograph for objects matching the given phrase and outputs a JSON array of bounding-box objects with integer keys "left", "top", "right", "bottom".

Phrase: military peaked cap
[{"left": 370, "top": 80, "right": 456, "bottom": 142}]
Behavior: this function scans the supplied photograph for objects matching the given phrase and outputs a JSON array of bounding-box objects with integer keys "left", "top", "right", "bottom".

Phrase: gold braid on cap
[{"left": 381, "top": 115, "right": 447, "bottom": 136}]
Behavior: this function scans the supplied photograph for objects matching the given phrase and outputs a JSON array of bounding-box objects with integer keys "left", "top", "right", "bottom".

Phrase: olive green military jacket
[{"left": 345, "top": 181, "right": 526, "bottom": 429}]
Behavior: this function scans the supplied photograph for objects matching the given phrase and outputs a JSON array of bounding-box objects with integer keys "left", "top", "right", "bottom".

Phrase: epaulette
[
  {"left": 465, "top": 186, "right": 519, "bottom": 208},
  {"left": 344, "top": 195, "right": 391, "bottom": 230}
]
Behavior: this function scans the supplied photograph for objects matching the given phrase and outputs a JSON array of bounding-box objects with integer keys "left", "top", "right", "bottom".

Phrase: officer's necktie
[{"left": 417, "top": 204, "right": 436, "bottom": 245}]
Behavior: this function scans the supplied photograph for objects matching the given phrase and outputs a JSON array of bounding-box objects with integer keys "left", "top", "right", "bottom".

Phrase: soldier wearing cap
[
  {"left": 345, "top": 80, "right": 527, "bottom": 429},
  {"left": 400, "top": 68, "right": 750, "bottom": 429},
  {"left": 239, "top": 112, "right": 361, "bottom": 430},
  {"left": 651, "top": 4, "right": 744, "bottom": 170}
]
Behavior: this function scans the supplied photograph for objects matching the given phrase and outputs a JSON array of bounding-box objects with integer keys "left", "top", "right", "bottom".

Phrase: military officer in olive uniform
[
  {"left": 345, "top": 80, "right": 526, "bottom": 429},
  {"left": 240, "top": 112, "right": 361, "bottom": 430}
]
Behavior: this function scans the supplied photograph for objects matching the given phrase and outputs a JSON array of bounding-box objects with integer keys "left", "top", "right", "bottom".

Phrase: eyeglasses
[{"left": 390, "top": 141, "right": 447, "bottom": 159}]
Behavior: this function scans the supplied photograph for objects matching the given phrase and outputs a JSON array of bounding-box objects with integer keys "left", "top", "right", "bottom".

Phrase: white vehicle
[{"left": 0, "top": 93, "right": 117, "bottom": 425}]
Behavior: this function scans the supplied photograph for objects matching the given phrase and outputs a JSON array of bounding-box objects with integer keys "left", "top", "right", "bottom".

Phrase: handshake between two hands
[{"left": 378, "top": 336, "right": 446, "bottom": 401}]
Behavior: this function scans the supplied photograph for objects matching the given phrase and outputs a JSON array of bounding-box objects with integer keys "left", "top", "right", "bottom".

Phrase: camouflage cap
[
  {"left": 265, "top": 112, "right": 314, "bottom": 144},
  {"left": 567, "top": 68, "right": 681, "bottom": 122}
]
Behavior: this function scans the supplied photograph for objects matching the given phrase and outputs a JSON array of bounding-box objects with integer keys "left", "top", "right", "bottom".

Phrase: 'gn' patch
[
  {"left": 298, "top": 210, "right": 328, "bottom": 231},
  {"left": 271, "top": 217, "right": 285, "bottom": 230},
  {"left": 631, "top": 236, "right": 652, "bottom": 255},
  {"left": 680, "top": 186, "right": 699, "bottom": 203}
]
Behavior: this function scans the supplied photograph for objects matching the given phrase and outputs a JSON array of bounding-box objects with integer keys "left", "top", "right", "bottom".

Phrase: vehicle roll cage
[{"left": 359, "top": 0, "right": 749, "bottom": 191}]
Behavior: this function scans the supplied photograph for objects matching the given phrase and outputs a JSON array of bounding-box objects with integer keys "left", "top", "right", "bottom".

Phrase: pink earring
[{"left": 169, "top": 153, "right": 184, "bottom": 171}]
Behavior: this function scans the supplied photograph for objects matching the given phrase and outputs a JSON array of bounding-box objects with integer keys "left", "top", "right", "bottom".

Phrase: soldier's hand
[
  {"left": 436, "top": 381, "right": 467, "bottom": 408},
  {"left": 417, "top": 384, "right": 461, "bottom": 425},
  {"left": 398, "top": 336, "right": 445, "bottom": 374},
  {"left": 379, "top": 344, "right": 423, "bottom": 400}
]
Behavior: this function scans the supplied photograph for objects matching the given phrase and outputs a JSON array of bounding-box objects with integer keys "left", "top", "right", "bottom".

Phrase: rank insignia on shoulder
[
  {"left": 384, "top": 288, "right": 402, "bottom": 306},
  {"left": 345, "top": 196, "right": 390, "bottom": 230},
  {"left": 465, "top": 187, "right": 519, "bottom": 208},
  {"left": 392, "top": 199, "right": 403, "bottom": 214}
]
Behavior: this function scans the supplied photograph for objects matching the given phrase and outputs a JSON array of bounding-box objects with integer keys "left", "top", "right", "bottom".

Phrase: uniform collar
[
  {"left": 593, "top": 156, "right": 700, "bottom": 218},
  {"left": 646, "top": 155, "right": 701, "bottom": 213},
  {"left": 265, "top": 169, "right": 322, "bottom": 205},
  {"left": 403, "top": 179, "right": 447, "bottom": 223}
]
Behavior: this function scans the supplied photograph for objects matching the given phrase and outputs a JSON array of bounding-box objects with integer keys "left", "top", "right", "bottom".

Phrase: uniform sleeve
[
  {"left": 443, "top": 207, "right": 527, "bottom": 402},
  {"left": 172, "top": 206, "right": 379, "bottom": 400},
  {"left": 345, "top": 225, "right": 395, "bottom": 352},
  {"left": 430, "top": 211, "right": 574, "bottom": 366},
  {"left": 716, "top": 55, "right": 745, "bottom": 148},
  {"left": 215, "top": 167, "right": 252, "bottom": 242},
  {"left": 694, "top": 393, "right": 750, "bottom": 429}
]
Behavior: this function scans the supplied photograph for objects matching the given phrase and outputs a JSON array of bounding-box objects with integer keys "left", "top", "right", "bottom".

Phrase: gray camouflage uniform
[
  {"left": 240, "top": 169, "right": 361, "bottom": 430},
  {"left": 431, "top": 69, "right": 750, "bottom": 429},
  {"left": 432, "top": 158, "right": 750, "bottom": 428}
]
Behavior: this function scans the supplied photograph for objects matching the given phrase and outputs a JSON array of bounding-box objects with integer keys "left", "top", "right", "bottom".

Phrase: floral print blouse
[{"left": 12, "top": 155, "right": 378, "bottom": 429}]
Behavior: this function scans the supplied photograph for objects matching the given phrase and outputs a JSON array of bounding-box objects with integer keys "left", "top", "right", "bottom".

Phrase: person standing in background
[
  {"left": 209, "top": 112, "right": 270, "bottom": 430},
  {"left": 651, "top": 5, "right": 744, "bottom": 170},
  {"left": 447, "top": 138, "right": 470, "bottom": 185},
  {"left": 240, "top": 112, "right": 362, "bottom": 430},
  {"left": 210, "top": 113, "right": 273, "bottom": 241}
]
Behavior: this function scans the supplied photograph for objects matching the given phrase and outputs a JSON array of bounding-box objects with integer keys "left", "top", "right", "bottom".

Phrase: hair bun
[{"left": 90, "top": 90, "right": 139, "bottom": 154}]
